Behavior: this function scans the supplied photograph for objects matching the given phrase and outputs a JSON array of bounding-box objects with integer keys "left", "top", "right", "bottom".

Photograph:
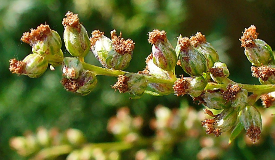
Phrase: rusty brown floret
[
  {"left": 62, "top": 11, "right": 81, "bottom": 32},
  {"left": 246, "top": 125, "right": 261, "bottom": 143},
  {"left": 260, "top": 94, "right": 275, "bottom": 108},
  {"left": 201, "top": 118, "right": 221, "bottom": 137},
  {"left": 9, "top": 59, "right": 25, "bottom": 75},
  {"left": 190, "top": 32, "right": 206, "bottom": 47},
  {"left": 209, "top": 67, "right": 225, "bottom": 77},
  {"left": 173, "top": 76, "right": 190, "bottom": 96},
  {"left": 148, "top": 29, "right": 167, "bottom": 45},
  {"left": 61, "top": 78, "right": 80, "bottom": 92},
  {"left": 177, "top": 36, "right": 191, "bottom": 52},
  {"left": 90, "top": 30, "right": 105, "bottom": 46},
  {"left": 222, "top": 84, "right": 241, "bottom": 102},
  {"left": 240, "top": 25, "right": 258, "bottom": 48},
  {"left": 111, "top": 30, "right": 135, "bottom": 55},
  {"left": 21, "top": 24, "right": 51, "bottom": 45},
  {"left": 251, "top": 66, "right": 275, "bottom": 81},
  {"left": 112, "top": 75, "right": 130, "bottom": 93}
]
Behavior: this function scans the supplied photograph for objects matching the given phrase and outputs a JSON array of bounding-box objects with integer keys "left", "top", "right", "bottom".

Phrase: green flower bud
[
  {"left": 210, "top": 62, "right": 230, "bottom": 83},
  {"left": 173, "top": 76, "right": 207, "bottom": 97},
  {"left": 239, "top": 106, "right": 262, "bottom": 143},
  {"left": 240, "top": 25, "right": 274, "bottom": 66},
  {"left": 176, "top": 36, "right": 208, "bottom": 76},
  {"left": 202, "top": 107, "right": 237, "bottom": 137},
  {"left": 112, "top": 73, "right": 148, "bottom": 99},
  {"left": 148, "top": 29, "right": 177, "bottom": 71},
  {"left": 231, "top": 89, "right": 248, "bottom": 111},
  {"left": 36, "top": 127, "right": 50, "bottom": 147},
  {"left": 62, "top": 57, "right": 83, "bottom": 79},
  {"left": 21, "top": 24, "right": 63, "bottom": 66},
  {"left": 62, "top": 11, "right": 91, "bottom": 57},
  {"left": 251, "top": 65, "right": 275, "bottom": 84},
  {"left": 9, "top": 54, "right": 48, "bottom": 78},
  {"left": 143, "top": 55, "right": 174, "bottom": 95},
  {"left": 66, "top": 129, "right": 86, "bottom": 146},
  {"left": 90, "top": 30, "right": 134, "bottom": 70},
  {"left": 202, "top": 90, "right": 229, "bottom": 110},
  {"left": 61, "top": 70, "right": 97, "bottom": 95},
  {"left": 190, "top": 32, "right": 219, "bottom": 69}
]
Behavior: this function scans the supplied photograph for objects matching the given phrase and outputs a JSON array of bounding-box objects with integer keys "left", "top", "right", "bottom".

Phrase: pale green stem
[
  {"left": 82, "top": 62, "right": 176, "bottom": 85},
  {"left": 32, "top": 145, "right": 73, "bottom": 160}
]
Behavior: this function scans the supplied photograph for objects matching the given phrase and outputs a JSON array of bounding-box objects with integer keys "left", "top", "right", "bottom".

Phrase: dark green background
[{"left": 1, "top": 0, "right": 275, "bottom": 159}]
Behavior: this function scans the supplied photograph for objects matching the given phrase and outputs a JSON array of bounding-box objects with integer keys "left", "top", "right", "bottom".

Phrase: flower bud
[
  {"left": 190, "top": 32, "right": 219, "bottom": 69},
  {"left": 148, "top": 29, "right": 177, "bottom": 71},
  {"left": 90, "top": 30, "right": 134, "bottom": 70},
  {"left": 21, "top": 24, "right": 63, "bottom": 66},
  {"left": 61, "top": 70, "right": 97, "bottom": 95},
  {"left": 202, "top": 108, "right": 237, "bottom": 137},
  {"left": 209, "top": 62, "right": 230, "bottom": 83},
  {"left": 62, "top": 11, "right": 91, "bottom": 57},
  {"left": 251, "top": 65, "right": 275, "bottom": 84},
  {"left": 112, "top": 73, "right": 148, "bottom": 98},
  {"left": 66, "top": 129, "right": 86, "bottom": 146},
  {"left": 240, "top": 25, "right": 274, "bottom": 66},
  {"left": 62, "top": 57, "right": 83, "bottom": 79},
  {"left": 9, "top": 54, "right": 48, "bottom": 78},
  {"left": 202, "top": 90, "right": 229, "bottom": 110},
  {"left": 239, "top": 106, "right": 262, "bottom": 143},
  {"left": 260, "top": 91, "right": 275, "bottom": 108},
  {"left": 231, "top": 89, "right": 248, "bottom": 111},
  {"left": 36, "top": 127, "right": 50, "bottom": 147},
  {"left": 176, "top": 36, "right": 208, "bottom": 76},
  {"left": 173, "top": 76, "right": 207, "bottom": 97},
  {"left": 142, "top": 54, "right": 174, "bottom": 95}
]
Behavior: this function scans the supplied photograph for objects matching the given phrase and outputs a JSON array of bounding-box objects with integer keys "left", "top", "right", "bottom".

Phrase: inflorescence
[{"left": 9, "top": 11, "right": 275, "bottom": 145}]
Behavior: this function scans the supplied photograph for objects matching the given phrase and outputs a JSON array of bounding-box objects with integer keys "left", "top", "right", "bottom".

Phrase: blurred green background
[{"left": 1, "top": 0, "right": 275, "bottom": 159}]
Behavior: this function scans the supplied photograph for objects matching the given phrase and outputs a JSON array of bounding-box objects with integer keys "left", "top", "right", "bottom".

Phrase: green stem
[
  {"left": 82, "top": 62, "right": 176, "bottom": 85},
  {"left": 85, "top": 141, "right": 132, "bottom": 151},
  {"left": 32, "top": 145, "right": 73, "bottom": 159}
]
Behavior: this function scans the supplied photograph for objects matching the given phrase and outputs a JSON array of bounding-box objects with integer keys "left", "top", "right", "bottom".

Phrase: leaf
[{"left": 229, "top": 121, "right": 244, "bottom": 144}]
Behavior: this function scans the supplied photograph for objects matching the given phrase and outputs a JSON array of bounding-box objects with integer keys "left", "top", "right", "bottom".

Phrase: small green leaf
[{"left": 229, "top": 121, "right": 244, "bottom": 144}]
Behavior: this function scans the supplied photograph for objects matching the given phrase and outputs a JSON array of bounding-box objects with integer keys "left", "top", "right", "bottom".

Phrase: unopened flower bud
[
  {"left": 148, "top": 29, "right": 177, "bottom": 71},
  {"left": 260, "top": 91, "right": 275, "bottom": 108},
  {"left": 9, "top": 54, "right": 48, "bottom": 78},
  {"left": 66, "top": 128, "right": 86, "bottom": 146},
  {"left": 202, "top": 108, "right": 237, "bottom": 137},
  {"left": 143, "top": 54, "right": 174, "bottom": 95},
  {"left": 90, "top": 30, "right": 134, "bottom": 70},
  {"left": 239, "top": 106, "right": 262, "bottom": 143},
  {"left": 202, "top": 90, "right": 229, "bottom": 110},
  {"left": 210, "top": 62, "right": 230, "bottom": 83},
  {"left": 112, "top": 73, "right": 148, "bottom": 98},
  {"left": 61, "top": 70, "right": 97, "bottom": 95},
  {"left": 251, "top": 65, "right": 275, "bottom": 84},
  {"left": 36, "top": 127, "right": 50, "bottom": 147},
  {"left": 240, "top": 25, "right": 274, "bottom": 66},
  {"left": 62, "top": 11, "right": 91, "bottom": 57},
  {"left": 190, "top": 32, "right": 219, "bottom": 69},
  {"left": 176, "top": 36, "right": 208, "bottom": 76},
  {"left": 21, "top": 24, "right": 63, "bottom": 66},
  {"left": 62, "top": 57, "right": 83, "bottom": 79},
  {"left": 173, "top": 76, "right": 207, "bottom": 97}
]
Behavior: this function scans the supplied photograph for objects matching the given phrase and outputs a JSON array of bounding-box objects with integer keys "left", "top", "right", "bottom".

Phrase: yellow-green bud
[
  {"left": 176, "top": 36, "right": 208, "bottom": 76},
  {"left": 203, "top": 90, "right": 229, "bottom": 110},
  {"left": 112, "top": 73, "right": 148, "bottom": 99},
  {"left": 90, "top": 30, "right": 134, "bottom": 70},
  {"left": 36, "top": 127, "right": 50, "bottom": 147},
  {"left": 21, "top": 24, "right": 63, "bottom": 67},
  {"left": 65, "top": 129, "right": 86, "bottom": 146},
  {"left": 240, "top": 25, "right": 274, "bottom": 66},
  {"left": 148, "top": 29, "right": 177, "bottom": 71},
  {"left": 210, "top": 62, "right": 230, "bottom": 83},
  {"left": 62, "top": 11, "right": 91, "bottom": 57},
  {"left": 231, "top": 89, "right": 248, "bottom": 111},
  {"left": 9, "top": 54, "right": 48, "bottom": 78},
  {"left": 62, "top": 57, "right": 83, "bottom": 79},
  {"left": 239, "top": 106, "right": 262, "bottom": 143}
]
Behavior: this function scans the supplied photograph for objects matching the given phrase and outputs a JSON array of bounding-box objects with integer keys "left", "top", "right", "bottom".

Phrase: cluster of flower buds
[
  {"left": 107, "top": 107, "right": 143, "bottom": 142},
  {"left": 67, "top": 147, "right": 120, "bottom": 160},
  {"left": 9, "top": 24, "right": 64, "bottom": 78},
  {"left": 9, "top": 127, "right": 86, "bottom": 158}
]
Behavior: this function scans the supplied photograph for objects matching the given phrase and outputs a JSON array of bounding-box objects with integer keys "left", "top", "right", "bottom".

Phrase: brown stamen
[
  {"left": 9, "top": 59, "right": 25, "bottom": 74},
  {"left": 190, "top": 32, "right": 206, "bottom": 47},
  {"left": 112, "top": 75, "right": 130, "bottom": 93},
  {"left": 240, "top": 25, "right": 258, "bottom": 48},
  {"left": 62, "top": 11, "right": 81, "bottom": 32},
  {"left": 148, "top": 29, "right": 167, "bottom": 45},
  {"left": 21, "top": 24, "right": 51, "bottom": 45},
  {"left": 111, "top": 30, "right": 135, "bottom": 55},
  {"left": 90, "top": 30, "right": 105, "bottom": 46}
]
